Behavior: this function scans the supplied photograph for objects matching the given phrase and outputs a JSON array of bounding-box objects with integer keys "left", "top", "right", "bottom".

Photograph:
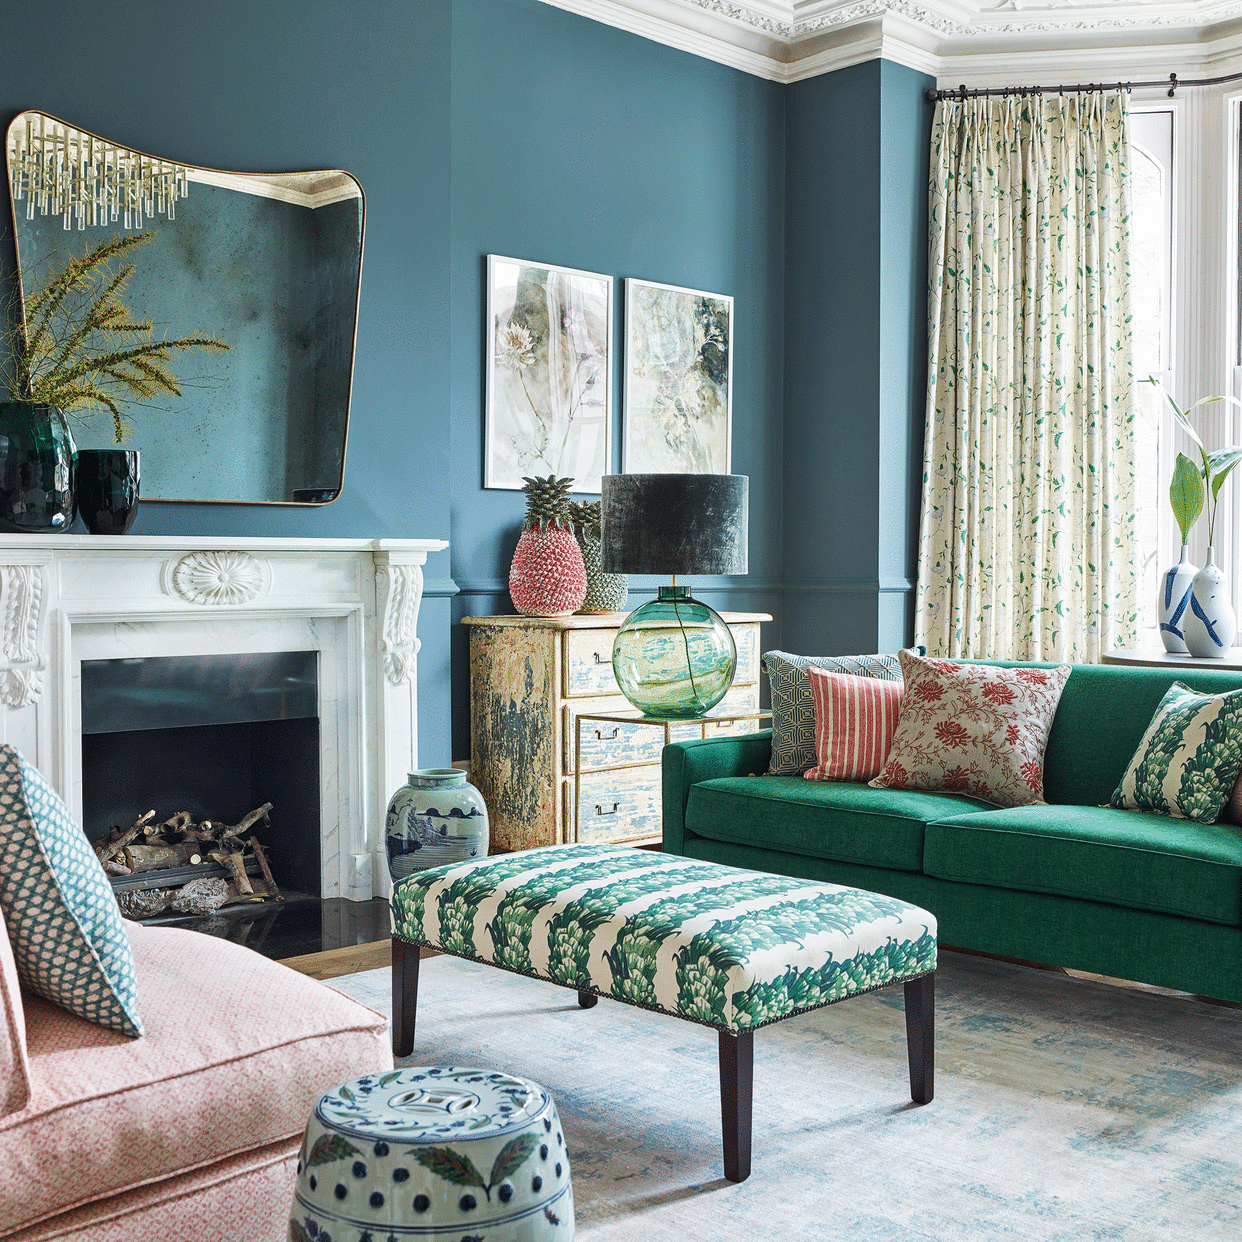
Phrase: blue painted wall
[
  {"left": 0, "top": 0, "right": 933, "bottom": 770},
  {"left": 447, "top": 0, "right": 786, "bottom": 759},
  {"left": 781, "top": 59, "right": 934, "bottom": 657}
]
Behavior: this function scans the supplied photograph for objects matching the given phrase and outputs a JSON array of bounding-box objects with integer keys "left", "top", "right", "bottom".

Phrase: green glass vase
[
  {"left": 0, "top": 402, "right": 76, "bottom": 533},
  {"left": 611, "top": 585, "right": 736, "bottom": 718}
]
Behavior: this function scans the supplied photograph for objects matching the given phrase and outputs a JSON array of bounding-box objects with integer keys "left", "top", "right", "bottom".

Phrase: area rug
[{"left": 329, "top": 950, "right": 1242, "bottom": 1241}]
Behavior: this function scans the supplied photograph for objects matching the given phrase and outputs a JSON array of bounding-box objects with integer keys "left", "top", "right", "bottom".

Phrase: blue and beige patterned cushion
[
  {"left": 0, "top": 745, "right": 144, "bottom": 1037},
  {"left": 762, "top": 650, "right": 916, "bottom": 775},
  {"left": 1110, "top": 682, "right": 1242, "bottom": 824},
  {"left": 391, "top": 844, "right": 936, "bottom": 1032}
]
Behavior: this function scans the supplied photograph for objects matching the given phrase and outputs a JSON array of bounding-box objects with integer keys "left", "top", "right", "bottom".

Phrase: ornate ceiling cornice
[{"left": 538, "top": 0, "right": 1242, "bottom": 82}]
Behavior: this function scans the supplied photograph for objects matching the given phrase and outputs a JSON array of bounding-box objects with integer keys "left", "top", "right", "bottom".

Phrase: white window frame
[{"left": 1131, "top": 84, "right": 1242, "bottom": 618}]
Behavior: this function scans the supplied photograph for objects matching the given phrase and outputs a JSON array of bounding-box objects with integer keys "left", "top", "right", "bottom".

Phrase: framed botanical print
[
  {"left": 623, "top": 278, "right": 732, "bottom": 474},
  {"left": 484, "top": 255, "right": 613, "bottom": 492}
]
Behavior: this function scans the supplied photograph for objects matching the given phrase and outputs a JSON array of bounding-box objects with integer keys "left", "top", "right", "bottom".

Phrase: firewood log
[
  {"left": 160, "top": 812, "right": 193, "bottom": 834},
  {"left": 247, "top": 835, "right": 279, "bottom": 896},
  {"left": 96, "top": 811, "right": 156, "bottom": 864},
  {"left": 210, "top": 850, "right": 253, "bottom": 895},
  {"left": 103, "top": 859, "right": 132, "bottom": 876},
  {"left": 123, "top": 843, "right": 202, "bottom": 873},
  {"left": 231, "top": 803, "right": 273, "bottom": 836}
]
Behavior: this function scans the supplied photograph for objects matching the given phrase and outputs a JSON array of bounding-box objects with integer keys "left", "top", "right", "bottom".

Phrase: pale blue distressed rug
[{"left": 329, "top": 950, "right": 1242, "bottom": 1241}]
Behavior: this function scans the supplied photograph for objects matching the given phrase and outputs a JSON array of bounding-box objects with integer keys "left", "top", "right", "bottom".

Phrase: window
[{"left": 1129, "top": 108, "right": 1175, "bottom": 635}]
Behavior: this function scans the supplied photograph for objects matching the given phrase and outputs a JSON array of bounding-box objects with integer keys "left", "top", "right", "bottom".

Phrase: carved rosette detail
[
  {"left": 169, "top": 551, "right": 269, "bottom": 606},
  {"left": 377, "top": 563, "right": 424, "bottom": 685},
  {"left": 0, "top": 564, "right": 45, "bottom": 708}
]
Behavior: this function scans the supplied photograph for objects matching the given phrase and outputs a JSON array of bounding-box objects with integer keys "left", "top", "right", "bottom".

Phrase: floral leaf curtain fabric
[{"left": 916, "top": 92, "right": 1137, "bottom": 662}]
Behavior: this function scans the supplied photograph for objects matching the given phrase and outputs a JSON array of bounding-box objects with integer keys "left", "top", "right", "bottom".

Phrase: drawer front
[
  {"left": 564, "top": 621, "right": 757, "bottom": 699},
  {"left": 733, "top": 623, "right": 759, "bottom": 685},
  {"left": 564, "top": 628, "right": 620, "bottom": 697},
  {"left": 568, "top": 766, "right": 662, "bottom": 843},
  {"left": 563, "top": 684, "right": 762, "bottom": 773}
]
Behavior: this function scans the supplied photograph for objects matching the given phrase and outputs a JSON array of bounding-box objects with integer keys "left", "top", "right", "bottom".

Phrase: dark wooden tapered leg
[
  {"left": 904, "top": 972, "right": 934, "bottom": 1104},
  {"left": 577, "top": 990, "right": 598, "bottom": 1009},
  {"left": 718, "top": 1028, "right": 754, "bottom": 1183},
  {"left": 392, "top": 936, "right": 421, "bottom": 1057}
]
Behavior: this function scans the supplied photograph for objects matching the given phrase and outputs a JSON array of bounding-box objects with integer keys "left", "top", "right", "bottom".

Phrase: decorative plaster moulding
[
  {"left": 0, "top": 534, "right": 447, "bottom": 904},
  {"left": 540, "top": 0, "right": 1242, "bottom": 82}
]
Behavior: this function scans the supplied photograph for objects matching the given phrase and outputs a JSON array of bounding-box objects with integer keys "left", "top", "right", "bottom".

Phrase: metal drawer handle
[
  {"left": 594, "top": 802, "right": 620, "bottom": 817},
  {"left": 594, "top": 727, "right": 620, "bottom": 741},
  {"left": 593, "top": 652, "right": 609, "bottom": 664}
]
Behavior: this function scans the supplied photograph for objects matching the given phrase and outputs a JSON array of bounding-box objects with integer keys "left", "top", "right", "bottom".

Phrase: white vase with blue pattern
[
  {"left": 386, "top": 768, "right": 489, "bottom": 880},
  {"left": 1183, "top": 548, "right": 1236, "bottom": 658},
  {"left": 1158, "top": 546, "right": 1197, "bottom": 654}
]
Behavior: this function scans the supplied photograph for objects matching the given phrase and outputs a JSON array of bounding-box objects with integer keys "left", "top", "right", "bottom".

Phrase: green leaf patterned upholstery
[{"left": 391, "top": 844, "right": 936, "bottom": 1033}]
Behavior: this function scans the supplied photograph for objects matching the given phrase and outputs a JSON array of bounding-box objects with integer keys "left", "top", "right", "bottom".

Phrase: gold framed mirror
[{"left": 5, "top": 110, "right": 364, "bottom": 505}]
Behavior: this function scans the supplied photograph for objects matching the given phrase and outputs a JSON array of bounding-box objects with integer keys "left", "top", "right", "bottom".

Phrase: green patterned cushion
[
  {"left": 0, "top": 745, "right": 143, "bottom": 1037},
  {"left": 763, "top": 650, "right": 913, "bottom": 776},
  {"left": 1110, "top": 682, "right": 1242, "bottom": 823},
  {"left": 391, "top": 844, "right": 936, "bottom": 1032}
]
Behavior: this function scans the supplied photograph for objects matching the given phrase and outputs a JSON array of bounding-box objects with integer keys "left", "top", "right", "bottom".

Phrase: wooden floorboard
[{"left": 280, "top": 939, "right": 441, "bottom": 981}]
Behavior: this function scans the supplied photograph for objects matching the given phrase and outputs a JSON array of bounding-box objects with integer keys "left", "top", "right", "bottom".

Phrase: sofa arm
[{"left": 662, "top": 730, "right": 773, "bottom": 855}]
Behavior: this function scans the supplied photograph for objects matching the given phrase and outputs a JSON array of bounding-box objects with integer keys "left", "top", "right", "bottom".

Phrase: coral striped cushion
[{"left": 804, "top": 667, "right": 904, "bottom": 782}]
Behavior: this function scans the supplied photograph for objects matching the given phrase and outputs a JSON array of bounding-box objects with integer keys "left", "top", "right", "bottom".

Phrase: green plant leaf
[
  {"left": 306, "top": 1134, "right": 362, "bottom": 1168},
  {"left": 1170, "top": 452, "right": 1206, "bottom": 545},
  {"left": 1158, "top": 389, "right": 1206, "bottom": 450},
  {"left": 489, "top": 1133, "right": 538, "bottom": 1186},
  {"left": 1210, "top": 446, "right": 1242, "bottom": 500},
  {"left": 413, "top": 1145, "right": 486, "bottom": 1188}
]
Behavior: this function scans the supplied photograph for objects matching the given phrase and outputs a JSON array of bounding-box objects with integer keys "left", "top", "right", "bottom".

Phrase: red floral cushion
[
  {"left": 868, "top": 653, "right": 1070, "bottom": 807},
  {"left": 804, "top": 666, "right": 904, "bottom": 782}
]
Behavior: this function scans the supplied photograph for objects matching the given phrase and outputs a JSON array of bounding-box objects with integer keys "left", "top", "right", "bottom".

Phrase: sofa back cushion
[
  {"left": 985, "top": 662, "right": 1242, "bottom": 806},
  {"left": 0, "top": 914, "right": 29, "bottom": 1118}
]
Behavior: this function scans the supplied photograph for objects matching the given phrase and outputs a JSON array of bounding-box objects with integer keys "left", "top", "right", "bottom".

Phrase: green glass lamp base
[{"left": 611, "top": 585, "right": 737, "bottom": 718}]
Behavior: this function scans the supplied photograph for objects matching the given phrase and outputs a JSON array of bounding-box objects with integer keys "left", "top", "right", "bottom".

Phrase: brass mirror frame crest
[{"left": 4, "top": 108, "right": 366, "bottom": 507}]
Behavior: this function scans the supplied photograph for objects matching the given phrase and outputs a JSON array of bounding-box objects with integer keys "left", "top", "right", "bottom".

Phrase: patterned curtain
[{"left": 915, "top": 91, "right": 1137, "bottom": 662}]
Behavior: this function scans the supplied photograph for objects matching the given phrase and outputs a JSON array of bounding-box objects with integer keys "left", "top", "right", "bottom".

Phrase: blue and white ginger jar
[{"left": 386, "top": 768, "right": 489, "bottom": 880}]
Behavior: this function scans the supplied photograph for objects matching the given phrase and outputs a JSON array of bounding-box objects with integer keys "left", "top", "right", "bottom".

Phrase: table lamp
[{"left": 600, "top": 473, "right": 748, "bottom": 718}]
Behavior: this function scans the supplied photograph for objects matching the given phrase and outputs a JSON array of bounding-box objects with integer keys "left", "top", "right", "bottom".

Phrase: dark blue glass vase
[
  {"left": 0, "top": 402, "right": 76, "bottom": 533},
  {"left": 76, "top": 448, "right": 140, "bottom": 535}
]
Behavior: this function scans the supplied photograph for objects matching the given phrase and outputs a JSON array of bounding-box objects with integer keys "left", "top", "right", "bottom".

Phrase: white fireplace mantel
[{"left": 0, "top": 534, "right": 448, "bottom": 901}]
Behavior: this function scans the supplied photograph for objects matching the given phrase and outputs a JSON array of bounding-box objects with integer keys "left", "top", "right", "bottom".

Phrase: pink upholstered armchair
[{"left": 0, "top": 915, "right": 390, "bottom": 1241}]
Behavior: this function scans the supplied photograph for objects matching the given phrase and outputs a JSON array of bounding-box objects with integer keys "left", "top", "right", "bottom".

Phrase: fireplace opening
[{"left": 82, "top": 651, "right": 321, "bottom": 912}]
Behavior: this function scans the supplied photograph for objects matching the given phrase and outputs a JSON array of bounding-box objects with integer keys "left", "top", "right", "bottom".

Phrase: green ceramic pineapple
[{"left": 569, "top": 499, "right": 628, "bottom": 614}]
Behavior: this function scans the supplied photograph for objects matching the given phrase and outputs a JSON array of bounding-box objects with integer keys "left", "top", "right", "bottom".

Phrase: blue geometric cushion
[
  {"left": 763, "top": 650, "right": 914, "bottom": 775},
  {"left": 0, "top": 745, "right": 143, "bottom": 1037}
]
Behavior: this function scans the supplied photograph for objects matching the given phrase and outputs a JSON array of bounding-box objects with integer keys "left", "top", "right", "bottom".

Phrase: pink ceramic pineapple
[{"left": 509, "top": 475, "right": 587, "bottom": 616}]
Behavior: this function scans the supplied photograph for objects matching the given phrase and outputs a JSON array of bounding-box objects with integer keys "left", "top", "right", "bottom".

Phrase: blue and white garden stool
[{"left": 289, "top": 1066, "right": 573, "bottom": 1241}]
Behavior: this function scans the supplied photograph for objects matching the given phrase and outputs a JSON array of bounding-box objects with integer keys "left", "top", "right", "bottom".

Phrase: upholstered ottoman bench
[{"left": 390, "top": 843, "right": 937, "bottom": 1182}]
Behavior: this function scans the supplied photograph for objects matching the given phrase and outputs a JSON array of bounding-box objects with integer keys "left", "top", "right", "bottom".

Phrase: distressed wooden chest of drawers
[{"left": 463, "top": 612, "right": 770, "bottom": 851}]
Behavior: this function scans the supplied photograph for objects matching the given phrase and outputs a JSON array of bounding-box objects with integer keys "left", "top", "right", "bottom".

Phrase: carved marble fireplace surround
[{"left": 0, "top": 534, "right": 447, "bottom": 902}]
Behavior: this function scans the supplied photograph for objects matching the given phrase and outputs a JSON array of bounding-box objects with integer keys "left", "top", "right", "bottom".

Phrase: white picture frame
[
  {"left": 484, "top": 255, "right": 613, "bottom": 492},
  {"left": 623, "top": 278, "right": 733, "bottom": 474}
]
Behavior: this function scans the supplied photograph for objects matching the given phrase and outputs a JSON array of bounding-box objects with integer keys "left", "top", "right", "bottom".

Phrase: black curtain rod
[{"left": 924, "top": 69, "right": 1242, "bottom": 103}]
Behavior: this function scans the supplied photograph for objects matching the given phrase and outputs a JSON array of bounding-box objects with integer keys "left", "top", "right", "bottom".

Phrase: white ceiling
[{"left": 540, "top": 0, "right": 1242, "bottom": 83}]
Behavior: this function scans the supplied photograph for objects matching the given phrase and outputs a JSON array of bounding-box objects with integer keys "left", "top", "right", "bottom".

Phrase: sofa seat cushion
[
  {"left": 685, "top": 775, "right": 993, "bottom": 871},
  {"left": 0, "top": 919, "right": 391, "bottom": 1237},
  {"left": 924, "top": 804, "right": 1242, "bottom": 925}
]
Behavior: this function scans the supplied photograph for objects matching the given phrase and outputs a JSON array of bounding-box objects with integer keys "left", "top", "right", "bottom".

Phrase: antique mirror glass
[{"left": 5, "top": 111, "right": 363, "bottom": 504}]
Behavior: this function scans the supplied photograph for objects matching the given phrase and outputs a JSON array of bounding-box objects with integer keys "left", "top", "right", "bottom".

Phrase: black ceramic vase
[
  {"left": 0, "top": 402, "right": 76, "bottom": 533},
  {"left": 76, "top": 448, "right": 140, "bottom": 535}
]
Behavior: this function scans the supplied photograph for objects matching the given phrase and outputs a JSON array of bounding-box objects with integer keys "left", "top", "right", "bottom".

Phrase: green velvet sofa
[{"left": 662, "top": 661, "right": 1242, "bottom": 1003}]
